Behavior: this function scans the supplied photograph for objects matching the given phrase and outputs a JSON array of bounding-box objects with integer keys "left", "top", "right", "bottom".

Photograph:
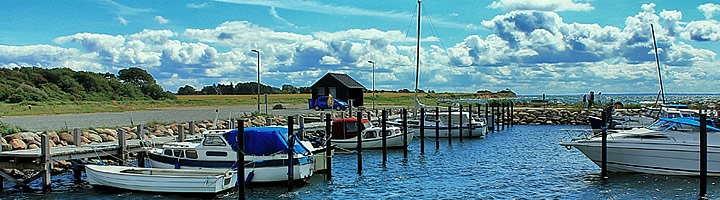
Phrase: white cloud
[
  {"left": 187, "top": 3, "right": 208, "bottom": 8},
  {"left": 682, "top": 20, "right": 720, "bottom": 41},
  {"left": 698, "top": 3, "right": 720, "bottom": 19},
  {"left": 117, "top": 16, "right": 128, "bottom": 25},
  {"left": 155, "top": 16, "right": 170, "bottom": 24},
  {"left": 97, "top": 0, "right": 151, "bottom": 15},
  {"left": 488, "top": 0, "right": 594, "bottom": 12},
  {"left": 269, "top": 7, "right": 295, "bottom": 28},
  {"left": 319, "top": 56, "right": 341, "bottom": 65}
]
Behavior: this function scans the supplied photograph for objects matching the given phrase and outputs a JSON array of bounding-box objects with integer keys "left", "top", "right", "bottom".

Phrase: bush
[{"left": 0, "top": 122, "right": 27, "bottom": 135}]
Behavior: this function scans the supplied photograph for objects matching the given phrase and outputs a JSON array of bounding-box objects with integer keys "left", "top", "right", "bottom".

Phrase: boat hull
[
  {"left": 146, "top": 153, "right": 314, "bottom": 183},
  {"left": 332, "top": 132, "right": 413, "bottom": 149},
  {"left": 410, "top": 125, "right": 486, "bottom": 138},
  {"left": 85, "top": 165, "right": 237, "bottom": 194},
  {"left": 563, "top": 140, "right": 720, "bottom": 176}
]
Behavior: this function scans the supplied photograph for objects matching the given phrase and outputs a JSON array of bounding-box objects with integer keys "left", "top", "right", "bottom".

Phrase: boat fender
[
  {"left": 245, "top": 171, "right": 254, "bottom": 185},
  {"left": 174, "top": 159, "right": 181, "bottom": 169},
  {"left": 565, "top": 145, "right": 572, "bottom": 150}
]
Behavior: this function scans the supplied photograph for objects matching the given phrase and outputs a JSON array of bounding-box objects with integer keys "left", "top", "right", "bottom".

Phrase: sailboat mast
[
  {"left": 414, "top": 0, "right": 421, "bottom": 95},
  {"left": 650, "top": 24, "right": 666, "bottom": 104}
]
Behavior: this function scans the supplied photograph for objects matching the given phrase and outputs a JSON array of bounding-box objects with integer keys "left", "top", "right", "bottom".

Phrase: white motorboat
[
  {"left": 561, "top": 117, "right": 720, "bottom": 175},
  {"left": 330, "top": 118, "right": 412, "bottom": 149},
  {"left": 146, "top": 127, "right": 314, "bottom": 183},
  {"left": 393, "top": 111, "right": 487, "bottom": 138},
  {"left": 85, "top": 165, "right": 237, "bottom": 194}
]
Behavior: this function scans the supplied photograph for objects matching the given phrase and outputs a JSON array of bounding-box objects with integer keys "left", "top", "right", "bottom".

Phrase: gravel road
[{"left": 0, "top": 105, "right": 324, "bottom": 131}]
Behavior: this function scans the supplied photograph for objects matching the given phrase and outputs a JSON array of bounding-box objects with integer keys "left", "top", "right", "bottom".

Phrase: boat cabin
[
  {"left": 332, "top": 118, "right": 372, "bottom": 139},
  {"left": 424, "top": 112, "right": 473, "bottom": 126}
]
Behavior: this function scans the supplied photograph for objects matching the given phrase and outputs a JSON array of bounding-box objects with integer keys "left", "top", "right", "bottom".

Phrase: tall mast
[
  {"left": 650, "top": 24, "right": 666, "bottom": 104},
  {"left": 414, "top": 0, "right": 421, "bottom": 95}
]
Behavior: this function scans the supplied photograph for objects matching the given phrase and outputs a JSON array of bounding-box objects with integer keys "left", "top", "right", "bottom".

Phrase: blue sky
[{"left": 1, "top": 0, "right": 720, "bottom": 95}]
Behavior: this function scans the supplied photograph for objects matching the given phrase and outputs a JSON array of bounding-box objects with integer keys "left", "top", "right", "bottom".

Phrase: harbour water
[
  {"left": 3, "top": 125, "right": 719, "bottom": 199},
  {"left": 463, "top": 94, "right": 720, "bottom": 104}
]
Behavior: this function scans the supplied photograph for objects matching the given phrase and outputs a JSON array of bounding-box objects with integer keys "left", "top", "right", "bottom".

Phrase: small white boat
[
  {"left": 330, "top": 118, "right": 412, "bottom": 149},
  {"left": 146, "top": 127, "right": 314, "bottom": 183},
  {"left": 561, "top": 117, "right": 720, "bottom": 176},
  {"left": 392, "top": 111, "right": 487, "bottom": 138},
  {"left": 85, "top": 165, "right": 237, "bottom": 194}
]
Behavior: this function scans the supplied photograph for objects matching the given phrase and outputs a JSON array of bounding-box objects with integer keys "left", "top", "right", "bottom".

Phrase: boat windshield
[
  {"left": 363, "top": 122, "right": 372, "bottom": 129},
  {"left": 647, "top": 119, "right": 718, "bottom": 132}
]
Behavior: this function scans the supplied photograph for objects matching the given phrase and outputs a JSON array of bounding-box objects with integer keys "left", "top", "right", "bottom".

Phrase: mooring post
[
  {"left": 325, "top": 113, "right": 332, "bottom": 180},
  {"left": 601, "top": 108, "right": 608, "bottom": 178},
  {"left": 288, "top": 116, "right": 295, "bottom": 192},
  {"left": 189, "top": 121, "right": 195, "bottom": 135},
  {"left": 402, "top": 108, "right": 408, "bottom": 158},
  {"left": 506, "top": 102, "right": 510, "bottom": 129},
  {"left": 700, "top": 113, "right": 708, "bottom": 198},
  {"left": 459, "top": 104, "right": 463, "bottom": 141},
  {"left": 178, "top": 126, "right": 185, "bottom": 142},
  {"left": 381, "top": 109, "right": 388, "bottom": 166},
  {"left": 73, "top": 163, "right": 82, "bottom": 180},
  {"left": 118, "top": 129, "right": 127, "bottom": 166},
  {"left": 137, "top": 151, "right": 146, "bottom": 168},
  {"left": 41, "top": 134, "right": 51, "bottom": 190},
  {"left": 237, "top": 119, "right": 245, "bottom": 200},
  {"left": 448, "top": 106, "right": 452, "bottom": 145},
  {"left": 496, "top": 105, "right": 500, "bottom": 132},
  {"left": 511, "top": 102, "right": 514, "bottom": 127},
  {"left": 137, "top": 124, "right": 144, "bottom": 140},
  {"left": 501, "top": 103, "right": 505, "bottom": 130},
  {"left": 356, "top": 111, "right": 363, "bottom": 175},
  {"left": 468, "top": 104, "right": 473, "bottom": 138},
  {"left": 73, "top": 128, "right": 81, "bottom": 146},
  {"left": 435, "top": 107, "right": 440, "bottom": 149},
  {"left": 420, "top": 108, "right": 425, "bottom": 154}
]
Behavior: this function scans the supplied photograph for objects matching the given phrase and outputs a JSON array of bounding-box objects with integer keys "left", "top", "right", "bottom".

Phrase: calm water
[
  {"left": 3, "top": 125, "right": 720, "bottom": 199},
  {"left": 461, "top": 94, "right": 720, "bottom": 104}
]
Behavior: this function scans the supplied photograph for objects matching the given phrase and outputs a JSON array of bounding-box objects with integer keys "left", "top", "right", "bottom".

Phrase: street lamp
[
  {"left": 367, "top": 60, "right": 375, "bottom": 110},
  {"left": 251, "top": 49, "right": 260, "bottom": 112}
]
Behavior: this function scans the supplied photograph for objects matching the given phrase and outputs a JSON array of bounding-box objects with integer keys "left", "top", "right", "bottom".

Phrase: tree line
[
  {"left": 0, "top": 67, "right": 175, "bottom": 103},
  {"left": 177, "top": 83, "right": 311, "bottom": 95}
]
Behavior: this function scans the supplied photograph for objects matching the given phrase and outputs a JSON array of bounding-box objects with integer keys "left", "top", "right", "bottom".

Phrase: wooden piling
[
  {"left": 356, "top": 111, "right": 363, "bottom": 175},
  {"left": 118, "top": 129, "right": 127, "bottom": 166},
  {"left": 420, "top": 108, "right": 425, "bottom": 154},
  {"left": 237, "top": 119, "right": 245, "bottom": 200},
  {"left": 510, "top": 102, "right": 514, "bottom": 127},
  {"left": 382, "top": 110, "right": 387, "bottom": 166},
  {"left": 189, "top": 121, "right": 195, "bottom": 135},
  {"left": 459, "top": 104, "right": 463, "bottom": 141},
  {"left": 178, "top": 126, "right": 185, "bottom": 142},
  {"left": 468, "top": 104, "right": 473, "bottom": 138},
  {"left": 435, "top": 107, "right": 440, "bottom": 149},
  {"left": 137, "top": 151, "right": 146, "bottom": 168},
  {"left": 501, "top": 103, "right": 505, "bottom": 130},
  {"left": 402, "top": 108, "right": 408, "bottom": 158},
  {"left": 700, "top": 113, "right": 708, "bottom": 198},
  {"left": 601, "top": 108, "right": 608, "bottom": 178},
  {"left": 73, "top": 164, "right": 82, "bottom": 180},
  {"left": 41, "top": 134, "right": 51, "bottom": 190},
  {"left": 485, "top": 104, "right": 490, "bottom": 133},
  {"left": 325, "top": 114, "right": 332, "bottom": 180},
  {"left": 288, "top": 116, "right": 295, "bottom": 192},
  {"left": 137, "top": 124, "right": 144, "bottom": 140},
  {"left": 73, "top": 128, "right": 81, "bottom": 146}
]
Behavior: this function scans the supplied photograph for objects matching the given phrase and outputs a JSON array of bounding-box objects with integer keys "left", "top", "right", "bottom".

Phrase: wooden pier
[{"left": 0, "top": 131, "right": 175, "bottom": 190}]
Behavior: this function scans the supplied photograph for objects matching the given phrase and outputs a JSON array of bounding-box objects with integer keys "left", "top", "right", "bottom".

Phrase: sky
[{"left": 1, "top": 0, "right": 720, "bottom": 95}]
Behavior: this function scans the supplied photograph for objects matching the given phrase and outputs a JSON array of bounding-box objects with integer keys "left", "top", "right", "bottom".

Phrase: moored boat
[
  {"left": 331, "top": 118, "right": 412, "bottom": 149},
  {"left": 561, "top": 117, "right": 720, "bottom": 175},
  {"left": 146, "top": 127, "right": 314, "bottom": 183},
  {"left": 85, "top": 165, "right": 237, "bottom": 194}
]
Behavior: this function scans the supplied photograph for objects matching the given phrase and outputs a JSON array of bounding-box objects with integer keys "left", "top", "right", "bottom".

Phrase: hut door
[{"left": 329, "top": 87, "right": 337, "bottom": 97}]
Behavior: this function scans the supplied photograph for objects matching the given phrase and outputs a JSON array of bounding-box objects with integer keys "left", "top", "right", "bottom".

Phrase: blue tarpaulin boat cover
[
  {"left": 661, "top": 117, "right": 720, "bottom": 132},
  {"left": 223, "top": 127, "right": 310, "bottom": 156}
]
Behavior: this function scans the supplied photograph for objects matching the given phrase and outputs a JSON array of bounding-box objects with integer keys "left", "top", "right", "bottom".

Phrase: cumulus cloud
[
  {"left": 488, "top": 0, "right": 594, "bottom": 12},
  {"left": 155, "top": 16, "right": 170, "bottom": 24},
  {"left": 699, "top": 3, "right": 720, "bottom": 19}
]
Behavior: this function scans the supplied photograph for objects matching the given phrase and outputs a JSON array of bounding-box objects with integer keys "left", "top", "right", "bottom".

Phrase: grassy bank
[{"left": 0, "top": 93, "right": 512, "bottom": 117}]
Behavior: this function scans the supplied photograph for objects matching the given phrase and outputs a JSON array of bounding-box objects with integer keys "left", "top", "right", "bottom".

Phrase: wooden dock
[{"left": 0, "top": 127, "right": 176, "bottom": 190}]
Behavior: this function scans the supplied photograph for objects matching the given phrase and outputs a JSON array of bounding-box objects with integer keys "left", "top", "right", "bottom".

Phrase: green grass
[{"left": 0, "top": 122, "right": 28, "bottom": 135}]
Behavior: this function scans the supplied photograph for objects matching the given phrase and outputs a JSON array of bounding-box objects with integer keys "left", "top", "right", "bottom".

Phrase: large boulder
[
  {"left": 58, "top": 132, "right": 75, "bottom": 145},
  {"left": 87, "top": 134, "right": 102, "bottom": 143},
  {"left": 27, "top": 143, "right": 39, "bottom": 149},
  {"left": 1, "top": 137, "right": 6, "bottom": 145},
  {"left": 10, "top": 139, "right": 26, "bottom": 150}
]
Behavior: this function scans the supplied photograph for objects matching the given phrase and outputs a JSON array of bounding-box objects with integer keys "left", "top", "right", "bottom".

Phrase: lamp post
[
  {"left": 367, "top": 60, "right": 375, "bottom": 110},
  {"left": 251, "top": 50, "right": 260, "bottom": 112}
]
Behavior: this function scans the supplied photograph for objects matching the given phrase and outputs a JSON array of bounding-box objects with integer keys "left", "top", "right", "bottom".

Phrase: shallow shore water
[{"left": 2, "top": 125, "right": 719, "bottom": 199}]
